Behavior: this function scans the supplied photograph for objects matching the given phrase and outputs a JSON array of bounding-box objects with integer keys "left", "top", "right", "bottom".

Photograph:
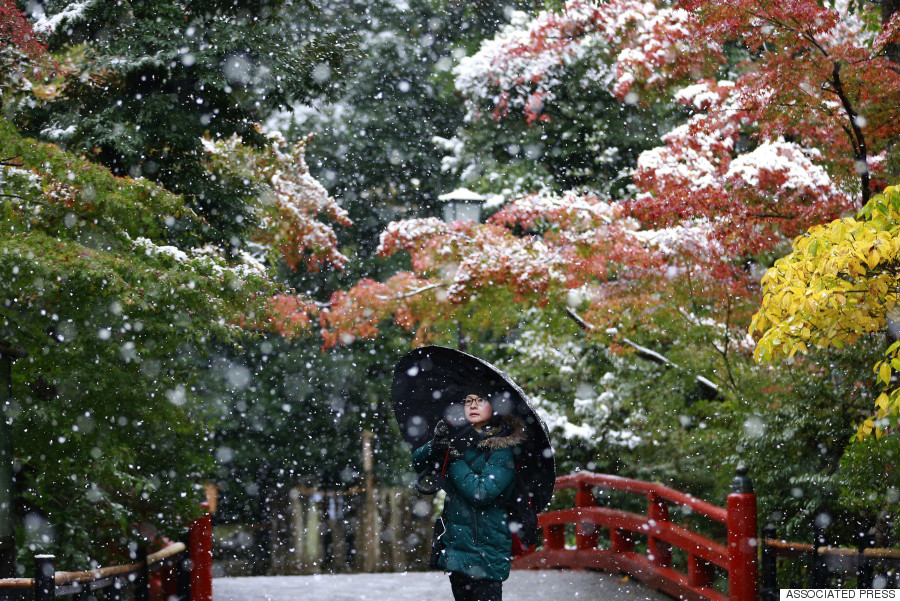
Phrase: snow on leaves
[
  {"left": 28, "top": 0, "right": 97, "bottom": 35},
  {"left": 318, "top": 190, "right": 679, "bottom": 348},
  {"left": 203, "top": 132, "right": 351, "bottom": 273},
  {"left": 132, "top": 237, "right": 268, "bottom": 281},
  {"left": 377, "top": 215, "right": 568, "bottom": 303},
  {"left": 449, "top": 0, "right": 866, "bottom": 304},
  {"left": 681, "top": 0, "right": 900, "bottom": 204},
  {"left": 0, "top": 0, "right": 53, "bottom": 90},
  {"left": 454, "top": 0, "right": 718, "bottom": 124},
  {"left": 631, "top": 78, "right": 855, "bottom": 263},
  {"left": 319, "top": 272, "right": 442, "bottom": 349}
]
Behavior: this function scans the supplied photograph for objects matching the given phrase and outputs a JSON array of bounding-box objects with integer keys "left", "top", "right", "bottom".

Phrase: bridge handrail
[
  {"left": 514, "top": 469, "right": 758, "bottom": 601},
  {"left": 555, "top": 472, "right": 728, "bottom": 524},
  {"left": 539, "top": 506, "right": 729, "bottom": 569}
]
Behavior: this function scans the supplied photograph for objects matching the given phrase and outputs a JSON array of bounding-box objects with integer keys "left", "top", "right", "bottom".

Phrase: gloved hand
[
  {"left": 433, "top": 420, "right": 452, "bottom": 446},
  {"left": 429, "top": 420, "right": 462, "bottom": 463}
]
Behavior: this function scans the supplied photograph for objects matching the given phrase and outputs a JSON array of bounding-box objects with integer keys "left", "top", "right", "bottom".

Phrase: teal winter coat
[{"left": 412, "top": 416, "right": 525, "bottom": 581}]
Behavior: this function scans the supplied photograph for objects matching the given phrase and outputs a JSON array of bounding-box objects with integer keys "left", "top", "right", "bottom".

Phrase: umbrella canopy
[{"left": 392, "top": 345, "right": 556, "bottom": 512}]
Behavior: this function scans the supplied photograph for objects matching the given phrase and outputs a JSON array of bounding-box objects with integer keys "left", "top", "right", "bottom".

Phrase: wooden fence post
[
  {"left": 33, "top": 555, "right": 55, "bottom": 601},
  {"left": 361, "top": 431, "right": 379, "bottom": 572},
  {"left": 857, "top": 529, "right": 873, "bottom": 589},
  {"left": 189, "top": 502, "right": 213, "bottom": 601},
  {"left": 135, "top": 546, "right": 150, "bottom": 601},
  {"left": 760, "top": 524, "right": 778, "bottom": 601},
  {"left": 726, "top": 466, "right": 758, "bottom": 601}
]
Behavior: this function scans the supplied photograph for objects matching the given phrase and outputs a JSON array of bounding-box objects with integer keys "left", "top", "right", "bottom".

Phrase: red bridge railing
[{"left": 513, "top": 468, "right": 758, "bottom": 601}]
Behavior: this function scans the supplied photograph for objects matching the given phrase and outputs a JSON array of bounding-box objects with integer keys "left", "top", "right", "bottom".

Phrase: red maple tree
[
  {"left": 0, "top": 0, "right": 52, "bottom": 92},
  {"left": 680, "top": 0, "right": 900, "bottom": 206},
  {"left": 279, "top": 0, "right": 900, "bottom": 373}
]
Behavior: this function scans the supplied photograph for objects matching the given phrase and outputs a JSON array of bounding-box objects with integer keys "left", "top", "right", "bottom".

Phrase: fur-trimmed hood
[{"left": 476, "top": 415, "right": 526, "bottom": 451}]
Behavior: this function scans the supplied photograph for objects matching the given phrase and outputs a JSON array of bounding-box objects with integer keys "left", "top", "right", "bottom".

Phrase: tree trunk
[
  {"left": 883, "top": 0, "right": 900, "bottom": 188},
  {"left": 884, "top": 0, "right": 900, "bottom": 65}
]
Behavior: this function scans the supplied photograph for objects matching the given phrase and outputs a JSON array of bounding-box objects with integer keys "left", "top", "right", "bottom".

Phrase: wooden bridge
[
  {"left": 11, "top": 468, "right": 899, "bottom": 600},
  {"left": 513, "top": 469, "right": 758, "bottom": 601},
  {"left": 212, "top": 468, "right": 758, "bottom": 601}
]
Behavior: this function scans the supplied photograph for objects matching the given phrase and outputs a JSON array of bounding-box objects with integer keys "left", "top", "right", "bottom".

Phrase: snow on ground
[{"left": 214, "top": 570, "right": 673, "bottom": 601}]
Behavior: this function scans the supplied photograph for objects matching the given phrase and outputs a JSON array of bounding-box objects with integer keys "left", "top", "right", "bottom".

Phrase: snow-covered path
[{"left": 214, "top": 570, "right": 673, "bottom": 601}]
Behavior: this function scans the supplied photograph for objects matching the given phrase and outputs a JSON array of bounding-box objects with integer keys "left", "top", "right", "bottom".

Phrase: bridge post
[
  {"left": 575, "top": 482, "right": 597, "bottom": 551},
  {"left": 647, "top": 491, "right": 671, "bottom": 568},
  {"left": 727, "top": 466, "right": 758, "bottom": 601},
  {"left": 189, "top": 503, "right": 213, "bottom": 601}
]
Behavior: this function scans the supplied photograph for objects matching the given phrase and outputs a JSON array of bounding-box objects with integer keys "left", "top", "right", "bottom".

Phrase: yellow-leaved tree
[{"left": 751, "top": 184, "right": 900, "bottom": 439}]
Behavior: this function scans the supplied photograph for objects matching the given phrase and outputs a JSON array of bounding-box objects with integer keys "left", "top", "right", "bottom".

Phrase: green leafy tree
[
  {"left": 0, "top": 118, "right": 288, "bottom": 567},
  {"left": 21, "top": 0, "right": 347, "bottom": 247}
]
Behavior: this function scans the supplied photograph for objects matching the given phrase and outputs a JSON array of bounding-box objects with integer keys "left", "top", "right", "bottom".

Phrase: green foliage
[
  {"left": 833, "top": 438, "right": 900, "bottom": 540},
  {"left": 0, "top": 117, "right": 283, "bottom": 568},
  {"left": 729, "top": 342, "right": 882, "bottom": 541},
  {"left": 20, "top": 0, "right": 348, "bottom": 248}
]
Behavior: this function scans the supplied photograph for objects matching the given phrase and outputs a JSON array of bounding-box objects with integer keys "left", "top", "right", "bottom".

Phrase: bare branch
[
  {"left": 562, "top": 307, "right": 720, "bottom": 399},
  {"left": 563, "top": 306, "right": 593, "bottom": 331},
  {"left": 0, "top": 156, "right": 24, "bottom": 167},
  {"left": 376, "top": 282, "right": 447, "bottom": 301},
  {"left": 749, "top": 212, "right": 798, "bottom": 220},
  {"left": 830, "top": 61, "right": 870, "bottom": 207}
]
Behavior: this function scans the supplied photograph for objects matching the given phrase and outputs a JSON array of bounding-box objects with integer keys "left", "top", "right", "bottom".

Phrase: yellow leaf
[
  {"left": 867, "top": 249, "right": 880, "bottom": 269},
  {"left": 857, "top": 419, "right": 874, "bottom": 441},
  {"left": 879, "top": 362, "right": 892, "bottom": 385}
]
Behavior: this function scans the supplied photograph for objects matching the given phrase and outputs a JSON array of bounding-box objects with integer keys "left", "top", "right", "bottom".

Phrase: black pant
[{"left": 449, "top": 572, "right": 502, "bottom": 601}]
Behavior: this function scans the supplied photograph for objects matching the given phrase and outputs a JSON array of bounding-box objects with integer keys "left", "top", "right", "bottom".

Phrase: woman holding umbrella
[
  {"left": 412, "top": 392, "right": 524, "bottom": 601},
  {"left": 393, "top": 346, "right": 555, "bottom": 601}
]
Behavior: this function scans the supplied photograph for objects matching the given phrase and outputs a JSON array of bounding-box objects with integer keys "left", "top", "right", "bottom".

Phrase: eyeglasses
[{"left": 464, "top": 396, "right": 488, "bottom": 407}]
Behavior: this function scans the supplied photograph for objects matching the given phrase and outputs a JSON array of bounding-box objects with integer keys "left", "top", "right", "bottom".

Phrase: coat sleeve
[
  {"left": 411, "top": 440, "right": 433, "bottom": 473},
  {"left": 448, "top": 448, "right": 516, "bottom": 508}
]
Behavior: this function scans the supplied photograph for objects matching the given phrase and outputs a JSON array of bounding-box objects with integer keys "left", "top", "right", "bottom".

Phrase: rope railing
[
  {"left": 760, "top": 526, "right": 900, "bottom": 595},
  {"left": 0, "top": 511, "right": 210, "bottom": 601},
  {"left": 763, "top": 538, "right": 900, "bottom": 560}
]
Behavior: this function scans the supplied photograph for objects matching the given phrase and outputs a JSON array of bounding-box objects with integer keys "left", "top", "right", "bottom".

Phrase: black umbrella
[{"left": 391, "top": 345, "right": 556, "bottom": 512}]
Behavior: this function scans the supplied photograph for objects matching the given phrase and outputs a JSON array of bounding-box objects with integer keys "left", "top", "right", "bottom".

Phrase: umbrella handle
[{"left": 414, "top": 469, "right": 441, "bottom": 495}]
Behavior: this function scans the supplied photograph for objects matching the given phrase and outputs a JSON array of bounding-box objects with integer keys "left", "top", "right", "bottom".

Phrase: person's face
[{"left": 464, "top": 394, "right": 493, "bottom": 430}]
